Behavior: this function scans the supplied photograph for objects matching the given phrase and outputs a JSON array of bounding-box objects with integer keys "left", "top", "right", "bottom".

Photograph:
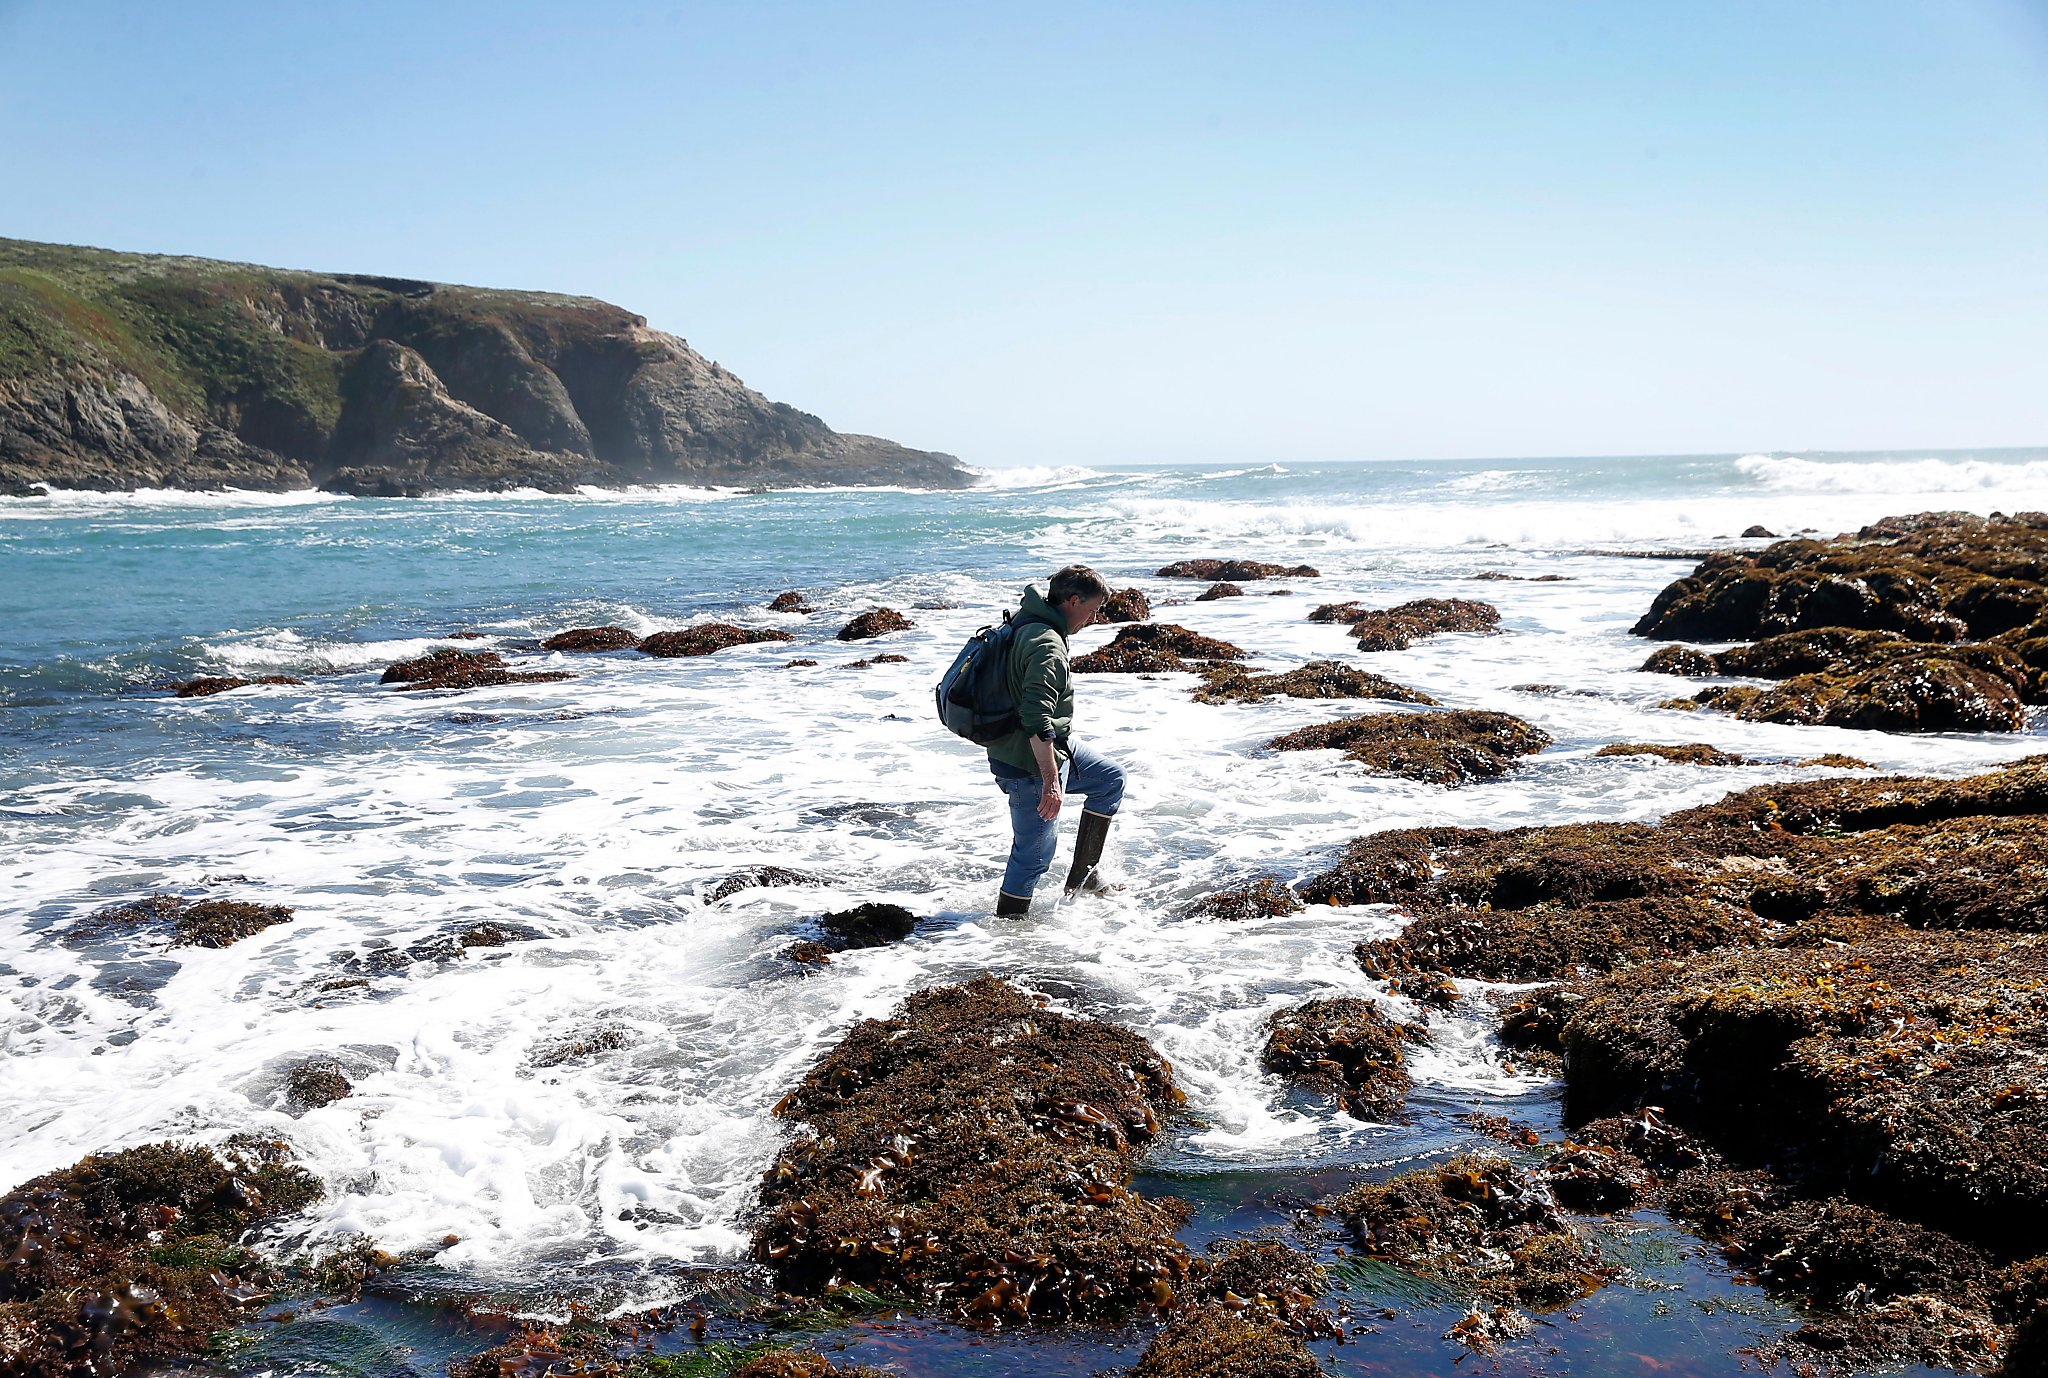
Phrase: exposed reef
[
  {"left": 706, "top": 867, "right": 824, "bottom": 904},
  {"left": 1308, "top": 598, "right": 1501, "bottom": 652},
  {"left": 1072, "top": 624, "right": 1248, "bottom": 675},
  {"left": 1268, "top": 710, "right": 1550, "bottom": 785},
  {"left": 540, "top": 626, "right": 639, "bottom": 652},
  {"left": 639, "top": 624, "right": 795, "bottom": 658},
  {"left": 752, "top": 976, "right": 1190, "bottom": 1320},
  {"left": 836, "top": 609, "right": 913, "bottom": 642},
  {"left": 0, "top": 236, "right": 968, "bottom": 495},
  {"left": 1192, "top": 661, "right": 1437, "bottom": 706},
  {"left": 71, "top": 893, "right": 295, "bottom": 950},
  {"left": 1155, "top": 559, "right": 1319, "bottom": 581},
  {"left": 1194, "top": 582, "right": 1242, "bottom": 601},
  {"left": 380, "top": 647, "right": 574, "bottom": 691},
  {"left": 0, "top": 1140, "right": 320, "bottom": 1378},
  {"left": 1593, "top": 742, "right": 1746, "bottom": 766},
  {"left": 1100, "top": 587, "right": 1152, "bottom": 623},
  {"left": 768, "top": 591, "right": 813, "bottom": 614},
  {"left": 168, "top": 675, "right": 302, "bottom": 698},
  {"left": 1188, "top": 877, "right": 1303, "bottom": 921},
  {"left": 1261, "top": 997, "right": 1418, "bottom": 1120}
]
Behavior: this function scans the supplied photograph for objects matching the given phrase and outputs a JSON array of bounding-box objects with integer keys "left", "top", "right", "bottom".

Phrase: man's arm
[{"left": 1030, "top": 733, "right": 1062, "bottom": 821}]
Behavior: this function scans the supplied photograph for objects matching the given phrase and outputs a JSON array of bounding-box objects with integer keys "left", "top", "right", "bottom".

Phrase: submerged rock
[
  {"left": 1156, "top": 558, "right": 1319, "bottom": 581},
  {"left": 1130, "top": 1302, "right": 1324, "bottom": 1378},
  {"left": 1192, "top": 661, "right": 1437, "bottom": 706},
  {"left": 1261, "top": 997, "right": 1418, "bottom": 1120},
  {"left": 817, "top": 903, "right": 918, "bottom": 949},
  {"left": 0, "top": 1140, "right": 320, "bottom": 1378},
  {"left": 752, "top": 975, "right": 1189, "bottom": 1319},
  {"left": 1072, "top": 624, "right": 1248, "bottom": 674},
  {"left": 1100, "top": 587, "right": 1152, "bottom": 623},
  {"left": 1593, "top": 742, "right": 1747, "bottom": 766},
  {"left": 1331, "top": 1154, "right": 1610, "bottom": 1307},
  {"left": 1310, "top": 598, "right": 1501, "bottom": 652},
  {"left": 836, "top": 608, "right": 914, "bottom": 641},
  {"left": 706, "top": 867, "right": 834, "bottom": 903},
  {"left": 71, "top": 894, "right": 295, "bottom": 950},
  {"left": 1268, "top": 710, "right": 1550, "bottom": 785},
  {"left": 286, "top": 1060, "right": 353, "bottom": 1109},
  {"left": 768, "top": 591, "right": 814, "bottom": 614},
  {"left": 540, "top": 625, "right": 639, "bottom": 652},
  {"left": 169, "top": 675, "right": 302, "bottom": 697},
  {"left": 639, "top": 623, "right": 795, "bottom": 657}
]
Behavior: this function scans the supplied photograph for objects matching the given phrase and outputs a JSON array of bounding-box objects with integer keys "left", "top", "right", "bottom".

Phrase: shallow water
[{"left": 4, "top": 449, "right": 2044, "bottom": 1373}]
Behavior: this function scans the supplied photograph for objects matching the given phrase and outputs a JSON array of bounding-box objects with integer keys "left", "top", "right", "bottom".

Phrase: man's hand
[{"left": 1038, "top": 777, "right": 1063, "bottom": 821}]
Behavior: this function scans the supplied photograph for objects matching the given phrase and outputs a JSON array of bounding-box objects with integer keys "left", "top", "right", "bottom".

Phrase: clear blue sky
[{"left": 3, "top": 0, "right": 2046, "bottom": 467}]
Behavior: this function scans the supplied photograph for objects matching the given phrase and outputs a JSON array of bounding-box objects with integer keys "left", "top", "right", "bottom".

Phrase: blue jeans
[{"left": 994, "top": 743, "right": 1126, "bottom": 898}]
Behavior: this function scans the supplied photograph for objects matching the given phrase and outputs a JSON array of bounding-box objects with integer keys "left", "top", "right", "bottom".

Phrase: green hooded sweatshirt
[{"left": 986, "top": 585, "right": 1073, "bottom": 778}]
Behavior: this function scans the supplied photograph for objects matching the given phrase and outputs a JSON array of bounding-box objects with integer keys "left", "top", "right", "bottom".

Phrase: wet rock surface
[
  {"left": 1155, "top": 558, "right": 1319, "bottom": 581},
  {"left": 168, "top": 675, "right": 303, "bottom": 697},
  {"left": 1261, "top": 997, "right": 1418, "bottom": 1120},
  {"left": 1100, "top": 587, "right": 1152, "bottom": 622},
  {"left": 1268, "top": 710, "right": 1550, "bottom": 785},
  {"left": 639, "top": 624, "right": 796, "bottom": 657},
  {"left": 1309, "top": 597, "right": 1501, "bottom": 652},
  {"left": 1072, "top": 624, "right": 1249, "bottom": 674},
  {"left": 816, "top": 903, "right": 918, "bottom": 950},
  {"left": 540, "top": 625, "right": 639, "bottom": 652},
  {"left": 1187, "top": 876, "right": 1303, "bottom": 921},
  {"left": 752, "top": 975, "right": 1191, "bottom": 1320},
  {"left": 1593, "top": 742, "right": 1747, "bottom": 766},
  {"left": 836, "top": 608, "right": 914, "bottom": 641},
  {"left": 285, "top": 1059, "right": 353, "bottom": 1109},
  {"left": 768, "top": 591, "right": 813, "bottom": 613},
  {"left": 70, "top": 893, "right": 296, "bottom": 950},
  {"left": 1193, "top": 582, "right": 1242, "bottom": 601},
  {"left": 1331, "top": 1154, "right": 1610, "bottom": 1307},
  {"left": 380, "top": 647, "right": 574, "bottom": 691},
  {"left": 1192, "top": 661, "right": 1437, "bottom": 706},
  {"left": 0, "top": 1140, "right": 320, "bottom": 1378}
]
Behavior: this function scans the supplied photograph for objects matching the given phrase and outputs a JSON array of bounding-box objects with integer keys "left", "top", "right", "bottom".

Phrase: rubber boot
[
  {"left": 995, "top": 890, "right": 1031, "bottom": 917},
  {"left": 1063, "top": 810, "right": 1116, "bottom": 895}
]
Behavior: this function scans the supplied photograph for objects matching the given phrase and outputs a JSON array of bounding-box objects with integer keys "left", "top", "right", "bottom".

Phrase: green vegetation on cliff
[{"left": 0, "top": 238, "right": 967, "bottom": 496}]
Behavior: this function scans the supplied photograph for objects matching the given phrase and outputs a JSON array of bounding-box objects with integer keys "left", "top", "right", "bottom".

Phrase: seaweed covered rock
[
  {"left": 1639, "top": 645, "right": 1717, "bottom": 677},
  {"left": 1634, "top": 512, "right": 2048, "bottom": 647},
  {"left": 1593, "top": 742, "right": 1746, "bottom": 766},
  {"left": 1188, "top": 877, "right": 1303, "bottom": 922},
  {"left": 1100, "top": 587, "right": 1152, "bottom": 623},
  {"left": 541, "top": 625, "right": 639, "bottom": 652},
  {"left": 1072, "top": 624, "right": 1248, "bottom": 674},
  {"left": 169, "top": 675, "right": 303, "bottom": 698},
  {"left": 71, "top": 893, "right": 295, "bottom": 950},
  {"left": 1268, "top": 710, "right": 1549, "bottom": 785},
  {"left": 1310, "top": 598, "right": 1501, "bottom": 653},
  {"left": 1130, "top": 1303, "right": 1324, "bottom": 1378},
  {"left": 1156, "top": 558, "right": 1319, "bottom": 581},
  {"left": 379, "top": 647, "right": 573, "bottom": 691},
  {"left": 1262, "top": 997, "right": 1417, "bottom": 1120},
  {"left": 1562, "top": 929, "right": 2048, "bottom": 1254},
  {"left": 1688, "top": 646, "right": 2030, "bottom": 732},
  {"left": 1330, "top": 1154, "right": 1610, "bottom": 1307},
  {"left": 640, "top": 623, "right": 796, "bottom": 657},
  {"left": 1194, "top": 582, "right": 1243, "bottom": 602},
  {"left": 768, "top": 591, "right": 813, "bottom": 614},
  {"left": 285, "top": 1060, "right": 353, "bottom": 1109},
  {"left": 836, "top": 608, "right": 913, "bottom": 642},
  {"left": 0, "top": 1141, "right": 320, "bottom": 1378},
  {"left": 752, "top": 976, "right": 1190, "bottom": 1319},
  {"left": 817, "top": 903, "right": 918, "bottom": 950},
  {"left": 1192, "top": 662, "right": 1437, "bottom": 706}
]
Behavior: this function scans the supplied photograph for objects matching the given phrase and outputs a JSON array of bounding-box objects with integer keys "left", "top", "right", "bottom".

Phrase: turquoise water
[{"left": 4, "top": 449, "right": 2045, "bottom": 1375}]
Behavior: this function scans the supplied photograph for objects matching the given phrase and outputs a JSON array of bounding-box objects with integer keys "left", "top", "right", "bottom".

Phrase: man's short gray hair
[{"left": 1048, "top": 564, "right": 1111, "bottom": 605}]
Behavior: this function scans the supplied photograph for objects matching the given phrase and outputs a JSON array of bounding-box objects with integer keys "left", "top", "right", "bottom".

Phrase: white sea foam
[
  {"left": 966, "top": 464, "right": 1115, "bottom": 490},
  {"left": 0, "top": 487, "right": 346, "bottom": 520},
  {"left": 1735, "top": 453, "right": 2048, "bottom": 496}
]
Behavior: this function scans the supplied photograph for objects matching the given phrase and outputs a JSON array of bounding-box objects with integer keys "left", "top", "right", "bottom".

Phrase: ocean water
[{"left": 4, "top": 449, "right": 2046, "bottom": 1373}]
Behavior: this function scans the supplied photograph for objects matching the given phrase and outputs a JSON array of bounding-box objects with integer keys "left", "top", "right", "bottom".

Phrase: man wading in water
[{"left": 990, "top": 565, "right": 1126, "bottom": 915}]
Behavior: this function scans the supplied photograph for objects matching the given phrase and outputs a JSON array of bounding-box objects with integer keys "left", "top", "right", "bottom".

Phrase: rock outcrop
[
  {"left": 1310, "top": 598, "right": 1501, "bottom": 652},
  {"left": 1268, "top": 710, "right": 1550, "bottom": 785},
  {"left": 0, "top": 237, "right": 968, "bottom": 495}
]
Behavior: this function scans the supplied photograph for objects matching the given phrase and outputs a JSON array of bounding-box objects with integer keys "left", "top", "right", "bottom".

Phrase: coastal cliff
[{"left": 0, "top": 238, "right": 969, "bottom": 496}]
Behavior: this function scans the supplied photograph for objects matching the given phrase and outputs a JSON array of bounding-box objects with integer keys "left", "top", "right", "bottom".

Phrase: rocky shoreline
[
  {"left": 6, "top": 514, "right": 2047, "bottom": 1376},
  {"left": 0, "top": 238, "right": 970, "bottom": 497}
]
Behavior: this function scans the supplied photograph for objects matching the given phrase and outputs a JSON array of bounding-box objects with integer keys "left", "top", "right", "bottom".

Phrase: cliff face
[{"left": 0, "top": 239, "right": 969, "bottom": 495}]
